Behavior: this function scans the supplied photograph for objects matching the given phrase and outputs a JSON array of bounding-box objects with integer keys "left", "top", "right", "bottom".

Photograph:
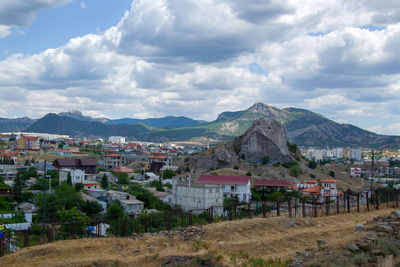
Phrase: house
[
  {"left": 297, "top": 178, "right": 338, "bottom": 202},
  {"left": 253, "top": 179, "right": 293, "bottom": 193},
  {"left": 152, "top": 191, "right": 172, "bottom": 204},
  {"left": 59, "top": 168, "right": 98, "bottom": 188},
  {"left": 147, "top": 155, "right": 173, "bottom": 173},
  {"left": 171, "top": 177, "right": 223, "bottom": 216},
  {"left": 112, "top": 166, "right": 134, "bottom": 173},
  {"left": 107, "top": 190, "right": 144, "bottom": 216},
  {"left": 197, "top": 175, "right": 251, "bottom": 203},
  {"left": 53, "top": 158, "right": 97, "bottom": 174},
  {"left": 103, "top": 153, "right": 126, "bottom": 170},
  {"left": 80, "top": 192, "right": 107, "bottom": 212}
]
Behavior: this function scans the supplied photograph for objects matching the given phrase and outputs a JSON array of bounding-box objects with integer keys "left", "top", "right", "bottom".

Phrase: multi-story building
[
  {"left": 171, "top": 177, "right": 223, "bottom": 216},
  {"left": 197, "top": 175, "right": 251, "bottom": 203},
  {"left": 103, "top": 153, "right": 126, "bottom": 170},
  {"left": 108, "top": 136, "right": 126, "bottom": 144},
  {"left": 349, "top": 148, "right": 362, "bottom": 161},
  {"left": 15, "top": 136, "right": 40, "bottom": 150}
]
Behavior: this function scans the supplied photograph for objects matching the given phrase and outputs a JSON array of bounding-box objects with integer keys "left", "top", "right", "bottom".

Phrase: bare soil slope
[{"left": 2, "top": 208, "right": 397, "bottom": 267}]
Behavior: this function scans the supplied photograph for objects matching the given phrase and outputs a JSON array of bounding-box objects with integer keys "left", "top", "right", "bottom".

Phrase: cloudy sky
[{"left": 0, "top": 0, "right": 400, "bottom": 135}]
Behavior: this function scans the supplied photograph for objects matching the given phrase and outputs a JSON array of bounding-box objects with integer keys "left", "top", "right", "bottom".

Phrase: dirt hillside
[{"left": 2, "top": 208, "right": 397, "bottom": 267}]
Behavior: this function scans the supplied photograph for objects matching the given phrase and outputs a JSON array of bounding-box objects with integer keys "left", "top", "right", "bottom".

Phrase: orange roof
[
  {"left": 148, "top": 156, "right": 167, "bottom": 159},
  {"left": 105, "top": 153, "right": 120, "bottom": 157},
  {"left": 305, "top": 180, "right": 318, "bottom": 184},
  {"left": 322, "top": 178, "right": 337, "bottom": 183},
  {"left": 113, "top": 166, "right": 133, "bottom": 173},
  {"left": 302, "top": 185, "right": 322, "bottom": 194}
]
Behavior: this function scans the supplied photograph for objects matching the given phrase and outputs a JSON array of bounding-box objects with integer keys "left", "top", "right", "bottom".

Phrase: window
[{"left": 209, "top": 188, "right": 212, "bottom": 193}]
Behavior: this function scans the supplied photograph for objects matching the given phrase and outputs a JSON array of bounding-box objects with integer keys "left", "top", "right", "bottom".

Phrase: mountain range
[{"left": 1, "top": 103, "right": 400, "bottom": 149}]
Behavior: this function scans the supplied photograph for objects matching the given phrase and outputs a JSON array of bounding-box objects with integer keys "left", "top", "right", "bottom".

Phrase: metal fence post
[
  {"left": 262, "top": 202, "right": 266, "bottom": 218},
  {"left": 336, "top": 195, "right": 340, "bottom": 214},
  {"left": 188, "top": 210, "right": 192, "bottom": 226},
  {"left": 376, "top": 190, "right": 379, "bottom": 210},
  {"left": 357, "top": 194, "right": 360, "bottom": 212},
  {"left": 366, "top": 192, "right": 369, "bottom": 211},
  {"left": 288, "top": 199, "right": 292, "bottom": 218},
  {"left": 347, "top": 194, "right": 350, "bottom": 213},
  {"left": 277, "top": 199, "right": 280, "bottom": 217}
]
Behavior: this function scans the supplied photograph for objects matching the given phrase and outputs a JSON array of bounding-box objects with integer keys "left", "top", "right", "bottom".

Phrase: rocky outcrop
[{"left": 234, "top": 118, "right": 292, "bottom": 163}]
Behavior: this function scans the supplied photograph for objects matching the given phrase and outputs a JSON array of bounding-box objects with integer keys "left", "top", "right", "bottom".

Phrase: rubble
[{"left": 148, "top": 226, "right": 205, "bottom": 241}]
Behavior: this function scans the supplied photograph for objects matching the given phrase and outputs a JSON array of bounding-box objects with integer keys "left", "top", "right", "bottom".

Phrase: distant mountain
[
  {"left": 106, "top": 116, "right": 206, "bottom": 128},
  {"left": 11, "top": 103, "right": 400, "bottom": 149},
  {"left": 58, "top": 110, "right": 205, "bottom": 128},
  {"left": 0, "top": 117, "right": 36, "bottom": 132},
  {"left": 25, "top": 113, "right": 153, "bottom": 139}
]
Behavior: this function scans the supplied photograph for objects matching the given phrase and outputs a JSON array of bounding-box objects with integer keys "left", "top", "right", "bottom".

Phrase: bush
[
  {"left": 233, "top": 165, "right": 239, "bottom": 170},
  {"left": 329, "top": 171, "right": 335, "bottom": 177},
  {"left": 262, "top": 156, "right": 270, "bottom": 165},
  {"left": 282, "top": 160, "right": 298, "bottom": 168},
  {"left": 289, "top": 165, "right": 302, "bottom": 177},
  {"left": 308, "top": 159, "right": 317, "bottom": 169},
  {"left": 288, "top": 142, "right": 298, "bottom": 153},
  {"left": 246, "top": 171, "right": 252, "bottom": 176}
]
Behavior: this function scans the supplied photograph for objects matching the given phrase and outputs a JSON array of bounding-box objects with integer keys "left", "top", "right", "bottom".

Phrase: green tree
[
  {"left": 74, "top": 183, "right": 84, "bottom": 192},
  {"left": 308, "top": 159, "right": 317, "bottom": 169},
  {"left": 27, "top": 166, "right": 38, "bottom": 178},
  {"left": 12, "top": 175, "right": 24, "bottom": 203},
  {"left": 162, "top": 169, "right": 175, "bottom": 179},
  {"left": 150, "top": 180, "right": 164, "bottom": 191},
  {"left": 246, "top": 171, "right": 252, "bottom": 176},
  {"left": 107, "top": 201, "right": 124, "bottom": 220},
  {"left": 262, "top": 156, "right": 270, "bottom": 165},
  {"left": 67, "top": 172, "right": 72, "bottom": 186},
  {"left": 289, "top": 165, "right": 302, "bottom": 177},
  {"left": 101, "top": 174, "right": 108, "bottom": 189},
  {"left": 81, "top": 200, "right": 103, "bottom": 218},
  {"left": 329, "top": 170, "right": 335, "bottom": 177},
  {"left": 58, "top": 141, "right": 65, "bottom": 149}
]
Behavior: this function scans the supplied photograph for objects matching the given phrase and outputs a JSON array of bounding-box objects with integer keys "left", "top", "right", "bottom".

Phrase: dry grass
[{"left": 2, "top": 207, "right": 397, "bottom": 267}]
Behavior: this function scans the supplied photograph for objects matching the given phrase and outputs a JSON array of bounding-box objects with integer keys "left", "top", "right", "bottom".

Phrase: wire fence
[{"left": 1, "top": 188, "right": 399, "bottom": 257}]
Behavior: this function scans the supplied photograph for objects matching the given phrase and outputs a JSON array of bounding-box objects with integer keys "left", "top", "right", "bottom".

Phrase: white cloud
[
  {"left": 80, "top": 2, "right": 87, "bottom": 9},
  {"left": 0, "top": 0, "right": 400, "bottom": 134}
]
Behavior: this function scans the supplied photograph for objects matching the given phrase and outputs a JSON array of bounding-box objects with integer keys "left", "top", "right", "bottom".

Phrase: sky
[{"left": 0, "top": 1, "right": 400, "bottom": 135}]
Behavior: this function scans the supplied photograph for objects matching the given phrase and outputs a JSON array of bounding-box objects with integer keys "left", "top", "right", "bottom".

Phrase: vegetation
[
  {"left": 308, "top": 159, "right": 317, "bottom": 169},
  {"left": 262, "top": 156, "right": 270, "bottom": 165},
  {"left": 162, "top": 169, "right": 175, "bottom": 179},
  {"left": 101, "top": 174, "right": 108, "bottom": 189},
  {"left": 289, "top": 165, "right": 302, "bottom": 177}
]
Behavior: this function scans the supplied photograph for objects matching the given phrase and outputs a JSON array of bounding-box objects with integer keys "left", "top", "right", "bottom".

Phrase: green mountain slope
[{"left": 22, "top": 103, "right": 400, "bottom": 149}]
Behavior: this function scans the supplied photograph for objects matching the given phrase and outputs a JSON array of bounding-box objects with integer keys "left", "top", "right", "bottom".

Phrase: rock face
[{"left": 234, "top": 118, "right": 292, "bottom": 163}]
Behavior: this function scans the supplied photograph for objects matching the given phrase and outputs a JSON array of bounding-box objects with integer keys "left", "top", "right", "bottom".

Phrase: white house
[
  {"left": 59, "top": 168, "right": 98, "bottom": 187},
  {"left": 107, "top": 190, "right": 144, "bottom": 216},
  {"left": 197, "top": 175, "right": 251, "bottom": 203},
  {"left": 171, "top": 177, "right": 224, "bottom": 216}
]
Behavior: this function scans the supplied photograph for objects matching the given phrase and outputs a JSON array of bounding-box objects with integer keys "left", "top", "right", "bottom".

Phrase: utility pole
[
  {"left": 370, "top": 150, "right": 374, "bottom": 192},
  {"left": 42, "top": 160, "right": 47, "bottom": 237}
]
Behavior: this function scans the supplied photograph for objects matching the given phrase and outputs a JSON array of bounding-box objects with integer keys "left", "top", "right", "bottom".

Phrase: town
[{"left": 1, "top": 130, "right": 399, "bottom": 245}]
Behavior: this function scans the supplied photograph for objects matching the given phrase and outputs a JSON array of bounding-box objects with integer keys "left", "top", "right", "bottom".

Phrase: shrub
[
  {"left": 308, "top": 160, "right": 317, "bottom": 169},
  {"left": 262, "top": 156, "right": 270, "bottom": 165},
  {"left": 246, "top": 171, "right": 252, "bottom": 176},
  {"left": 289, "top": 165, "right": 302, "bottom": 177},
  {"left": 233, "top": 165, "right": 239, "bottom": 170}
]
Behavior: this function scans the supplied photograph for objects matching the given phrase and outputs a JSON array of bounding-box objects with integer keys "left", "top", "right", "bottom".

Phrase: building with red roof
[
  {"left": 103, "top": 153, "right": 126, "bottom": 170},
  {"left": 113, "top": 166, "right": 133, "bottom": 173},
  {"left": 253, "top": 179, "right": 293, "bottom": 193},
  {"left": 198, "top": 174, "right": 251, "bottom": 203}
]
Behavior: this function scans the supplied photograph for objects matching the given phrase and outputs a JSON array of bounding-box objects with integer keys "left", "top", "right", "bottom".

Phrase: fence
[{"left": 1, "top": 188, "right": 399, "bottom": 256}]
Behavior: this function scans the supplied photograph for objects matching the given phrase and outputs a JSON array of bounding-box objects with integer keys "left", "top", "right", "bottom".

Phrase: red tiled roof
[
  {"left": 321, "top": 178, "right": 337, "bottom": 183},
  {"left": 113, "top": 166, "right": 133, "bottom": 173},
  {"left": 198, "top": 175, "right": 249, "bottom": 185},
  {"left": 105, "top": 153, "right": 121, "bottom": 157},
  {"left": 302, "top": 185, "right": 322, "bottom": 194},
  {"left": 23, "top": 136, "right": 39, "bottom": 141},
  {"left": 306, "top": 180, "right": 318, "bottom": 184},
  {"left": 254, "top": 179, "right": 293, "bottom": 187}
]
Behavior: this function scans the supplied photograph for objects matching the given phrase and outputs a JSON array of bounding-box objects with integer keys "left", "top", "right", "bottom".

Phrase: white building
[
  {"left": 108, "top": 136, "right": 126, "bottom": 144},
  {"left": 197, "top": 175, "right": 251, "bottom": 203},
  {"left": 59, "top": 168, "right": 97, "bottom": 186},
  {"left": 171, "top": 177, "right": 224, "bottom": 216},
  {"left": 107, "top": 190, "right": 144, "bottom": 216},
  {"left": 349, "top": 148, "right": 362, "bottom": 161},
  {"left": 332, "top": 148, "right": 343, "bottom": 159}
]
